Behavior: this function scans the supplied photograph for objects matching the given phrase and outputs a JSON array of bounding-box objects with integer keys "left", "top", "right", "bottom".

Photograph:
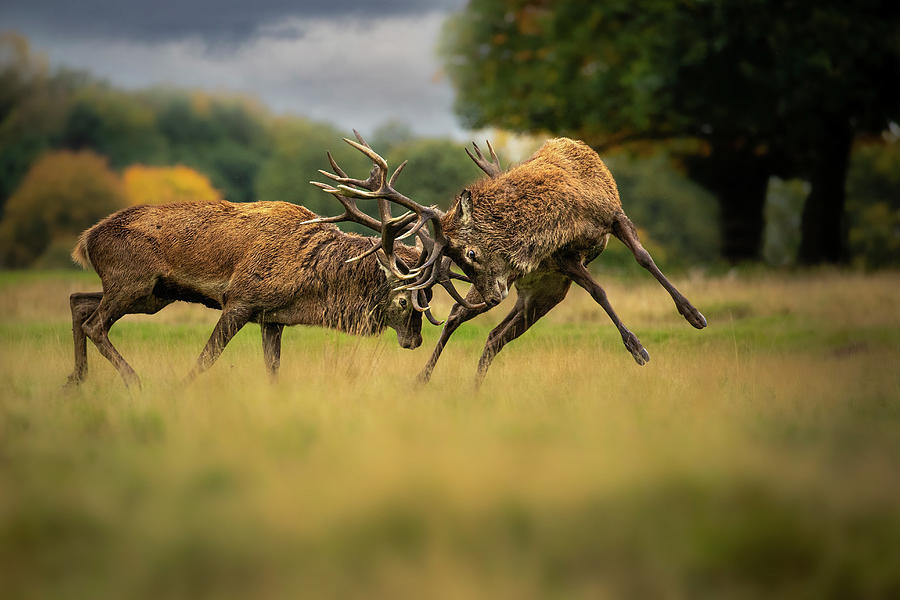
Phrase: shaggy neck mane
[{"left": 317, "top": 233, "right": 391, "bottom": 336}]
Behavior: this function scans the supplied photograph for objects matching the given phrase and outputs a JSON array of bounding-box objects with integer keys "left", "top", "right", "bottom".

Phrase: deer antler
[
  {"left": 310, "top": 131, "right": 485, "bottom": 314},
  {"left": 465, "top": 140, "right": 502, "bottom": 178}
]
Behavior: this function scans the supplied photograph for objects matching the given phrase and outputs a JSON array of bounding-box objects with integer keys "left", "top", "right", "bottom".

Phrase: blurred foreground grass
[{"left": 1, "top": 269, "right": 899, "bottom": 599}]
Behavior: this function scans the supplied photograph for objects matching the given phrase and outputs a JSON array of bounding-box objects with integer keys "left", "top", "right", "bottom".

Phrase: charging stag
[
  {"left": 315, "top": 136, "right": 708, "bottom": 384},
  {"left": 66, "top": 187, "right": 440, "bottom": 388}
]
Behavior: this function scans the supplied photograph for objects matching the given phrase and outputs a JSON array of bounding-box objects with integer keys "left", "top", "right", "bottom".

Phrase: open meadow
[{"left": 1, "top": 268, "right": 899, "bottom": 599}]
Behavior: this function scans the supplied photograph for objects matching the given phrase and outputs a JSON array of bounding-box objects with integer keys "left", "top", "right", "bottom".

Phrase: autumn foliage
[
  {"left": 0, "top": 150, "right": 126, "bottom": 267},
  {"left": 123, "top": 165, "right": 222, "bottom": 206}
]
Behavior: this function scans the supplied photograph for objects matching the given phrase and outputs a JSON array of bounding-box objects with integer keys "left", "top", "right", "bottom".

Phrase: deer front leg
[
  {"left": 475, "top": 284, "right": 568, "bottom": 386},
  {"left": 612, "top": 214, "right": 707, "bottom": 329},
  {"left": 185, "top": 305, "right": 252, "bottom": 383},
  {"left": 560, "top": 257, "right": 650, "bottom": 366},
  {"left": 261, "top": 322, "right": 284, "bottom": 380},
  {"left": 65, "top": 292, "right": 103, "bottom": 386},
  {"left": 418, "top": 287, "right": 490, "bottom": 383}
]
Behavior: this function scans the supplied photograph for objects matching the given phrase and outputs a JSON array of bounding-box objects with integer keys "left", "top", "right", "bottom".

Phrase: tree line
[{"left": 1, "top": 28, "right": 897, "bottom": 270}]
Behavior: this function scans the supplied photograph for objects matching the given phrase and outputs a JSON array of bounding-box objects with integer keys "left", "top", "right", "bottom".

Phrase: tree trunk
[
  {"left": 797, "top": 126, "right": 852, "bottom": 264},
  {"left": 684, "top": 151, "right": 771, "bottom": 263}
]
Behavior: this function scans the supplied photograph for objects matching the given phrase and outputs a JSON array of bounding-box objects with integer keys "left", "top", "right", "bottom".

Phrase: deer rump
[{"left": 66, "top": 200, "right": 423, "bottom": 388}]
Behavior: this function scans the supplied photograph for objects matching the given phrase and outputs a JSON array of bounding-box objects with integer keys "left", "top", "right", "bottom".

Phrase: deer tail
[{"left": 71, "top": 228, "right": 93, "bottom": 270}]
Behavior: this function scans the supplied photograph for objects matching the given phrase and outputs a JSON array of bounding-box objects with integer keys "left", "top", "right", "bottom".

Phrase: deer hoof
[
  {"left": 680, "top": 304, "right": 707, "bottom": 329},
  {"left": 416, "top": 369, "right": 433, "bottom": 385},
  {"left": 62, "top": 375, "right": 83, "bottom": 390},
  {"left": 622, "top": 332, "right": 650, "bottom": 366}
]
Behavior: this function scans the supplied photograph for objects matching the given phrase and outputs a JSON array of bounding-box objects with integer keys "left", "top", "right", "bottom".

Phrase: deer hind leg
[
  {"left": 475, "top": 279, "right": 570, "bottom": 386},
  {"left": 261, "top": 322, "right": 285, "bottom": 380},
  {"left": 81, "top": 288, "right": 155, "bottom": 388},
  {"left": 185, "top": 305, "right": 253, "bottom": 383},
  {"left": 66, "top": 291, "right": 172, "bottom": 387},
  {"left": 560, "top": 256, "right": 651, "bottom": 366},
  {"left": 65, "top": 292, "right": 103, "bottom": 386},
  {"left": 612, "top": 213, "right": 707, "bottom": 329},
  {"left": 418, "top": 287, "right": 490, "bottom": 384}
]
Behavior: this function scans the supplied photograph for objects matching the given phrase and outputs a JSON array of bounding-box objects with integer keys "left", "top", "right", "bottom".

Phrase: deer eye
[
  {"left": 399, "top": 297, "right": 407, "bottom": 307},
  {"left": 467, "top": 249, "right": 476, "bottom": 261}
]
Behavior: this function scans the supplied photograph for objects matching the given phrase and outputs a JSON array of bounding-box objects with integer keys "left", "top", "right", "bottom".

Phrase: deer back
[
  {"left": 444, "top": 138, "right": 624, "bottom": 273},
  {"left": 74, "top": 200, "right": 411, "bottom": 334}
]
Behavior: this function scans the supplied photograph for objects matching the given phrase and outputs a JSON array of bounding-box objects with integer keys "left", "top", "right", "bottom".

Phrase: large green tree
[{"left": 441, "top": 0, "right": 900, "bottom": 263}]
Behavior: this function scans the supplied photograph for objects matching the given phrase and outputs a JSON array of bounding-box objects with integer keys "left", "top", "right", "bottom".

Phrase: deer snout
[
  {"left": 398, "top": 333, "right": 423, "bottom": 349},
  {"left": 479, "top": 277, "right": 509, "bottom": 308}
]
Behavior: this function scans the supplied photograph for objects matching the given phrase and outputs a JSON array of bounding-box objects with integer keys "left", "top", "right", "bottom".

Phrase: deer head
[
  {"left": 438, "top": 141, "right": 516, "bottom": 305},
  {"left": 309, "top": 131, "right": 510, "bottom": 315},
  {"left": 373, "top": 247, "right": 432, "bottom": 349}
]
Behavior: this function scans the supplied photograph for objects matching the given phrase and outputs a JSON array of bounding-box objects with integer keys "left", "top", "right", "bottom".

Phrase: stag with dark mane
[
  {"left": 314, "top": 136, "right": 707, "bottom": 385},
  {"left": 66, "top": 175, "right": 440, "bottom": 388}
]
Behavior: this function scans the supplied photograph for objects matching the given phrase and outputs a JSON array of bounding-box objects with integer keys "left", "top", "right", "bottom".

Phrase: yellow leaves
[
  {"left": 4, "top": 150, "right": 126, "bottom": 225},
  {"left": 190, "top": 91, "right": 212, "bottom": 116},
  {"left": 0, "top": 150, "right": 126, "bottom": 266},
  {"left": 0, "top": 151, "right": 223, "bottom": 266},
  {"left": 123, "top": 165, "right": 222, "bottom": 206}
]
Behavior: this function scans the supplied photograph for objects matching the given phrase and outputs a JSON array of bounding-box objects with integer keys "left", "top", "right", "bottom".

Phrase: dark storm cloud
[
  {"left": 1, "top": 0, "right": 471, "bottom": 137},
  {"left": 0, "top": 0, "right": 466, "bottom": 42}
]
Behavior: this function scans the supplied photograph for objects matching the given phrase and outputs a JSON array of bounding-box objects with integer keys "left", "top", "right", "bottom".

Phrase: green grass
[{"left": 1, "top": 269, "right": 899, "bottom": 599}]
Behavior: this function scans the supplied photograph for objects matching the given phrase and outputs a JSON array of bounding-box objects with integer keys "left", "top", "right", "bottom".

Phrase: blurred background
[
  {"left": 2, "top": 2, "right": 900, "bottom": 599},
  {"left": 1, "top": 0, "right": 897, "bottom": 271}
]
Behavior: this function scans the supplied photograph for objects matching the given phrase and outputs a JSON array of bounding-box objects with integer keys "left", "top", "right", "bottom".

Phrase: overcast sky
[{"left": 1, "top": 0, "right": 470, "bottom": 137}]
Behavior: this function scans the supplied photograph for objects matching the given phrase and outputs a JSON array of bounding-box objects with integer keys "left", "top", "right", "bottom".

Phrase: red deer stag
[
  {"left": 66, "top": 191, "right": 440, "bottom": 388},
  {"left": 423, "top": 138, "right": 708, "bottom": 383},
  {"left": 314, "top": 136, "right": 707, "bottom": 384}
]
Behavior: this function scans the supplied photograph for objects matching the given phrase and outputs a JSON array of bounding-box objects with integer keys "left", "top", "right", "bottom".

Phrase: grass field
[{"left": 1, "top": 268, "right": 899, "bottom": 599}]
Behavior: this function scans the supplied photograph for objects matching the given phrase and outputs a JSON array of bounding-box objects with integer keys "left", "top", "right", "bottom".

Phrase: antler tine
[
  {"left": 345, "top": 241, "right": 382, "bottom": 264},
  {"left": 395, "top": 208, "right": 439, "bottom": 243},
  {"left": 423, "top": 305, "right": 444, "bottom": 326},
  {"left": 397, "top": 247, "right": 458, "bottom": 294},
  {"left": 313, "top": 130, "right": 462, "bottom": 319},
  {"left": 398, "top": 235, "right": 447, "bottom": 280},
  {"left": 466, "top": 140, "right": 503, "bottom": 178},
  {"left": 447, "top": 271, "right": 473, "bottom": 283},
  {"left": 438, "top": 279, "right": 486, "bottom": 310},
  {"left": 343, "top": 137, "right": 388, "bottom": 172},
  {"left": 397, "top": 256, "right": 484, "bottom": 310},
  {"left": 487, "top": 140, "right": 500, "bottom": 167},
  {"left": 306, "top": 183, "right": 383, "bottom": 232},
  {"left": 413, "top": 290, "right": 444, "bottom": 325},
  {"left": 327, "top": 151, "right": 349, "bottom": 178},
  {"left": 410, "top": 287, "right": 431, "bottom": 312},
  {"left": 389, "top": 160, "right": 408, "bottom": 187},
  {"left": 352, "top": 128, "right": 369, "bottom": 146},
  {"left": 439, "top": 254, "right": 473, "bottom": 283}
]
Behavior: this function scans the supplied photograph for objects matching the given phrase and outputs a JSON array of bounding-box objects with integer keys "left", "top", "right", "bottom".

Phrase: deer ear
[{"left": 455, "top": 189, "right": 474, "bottom": 225}]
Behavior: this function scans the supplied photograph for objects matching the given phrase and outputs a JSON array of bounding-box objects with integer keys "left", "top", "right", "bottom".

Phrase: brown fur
[
  {"left": 66, "top": 200, "right": 424, "bottom": 387},
  {"left": 421, "top": 138, "right": 708, "bottom": 384},
  {"left": 443, "top": 138, "right": 621, "bottom": 274}
]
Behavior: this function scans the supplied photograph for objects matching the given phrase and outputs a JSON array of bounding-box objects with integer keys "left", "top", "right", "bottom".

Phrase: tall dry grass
[{"left": 1, "top": 269, "right": 899, "bottom": 599}]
